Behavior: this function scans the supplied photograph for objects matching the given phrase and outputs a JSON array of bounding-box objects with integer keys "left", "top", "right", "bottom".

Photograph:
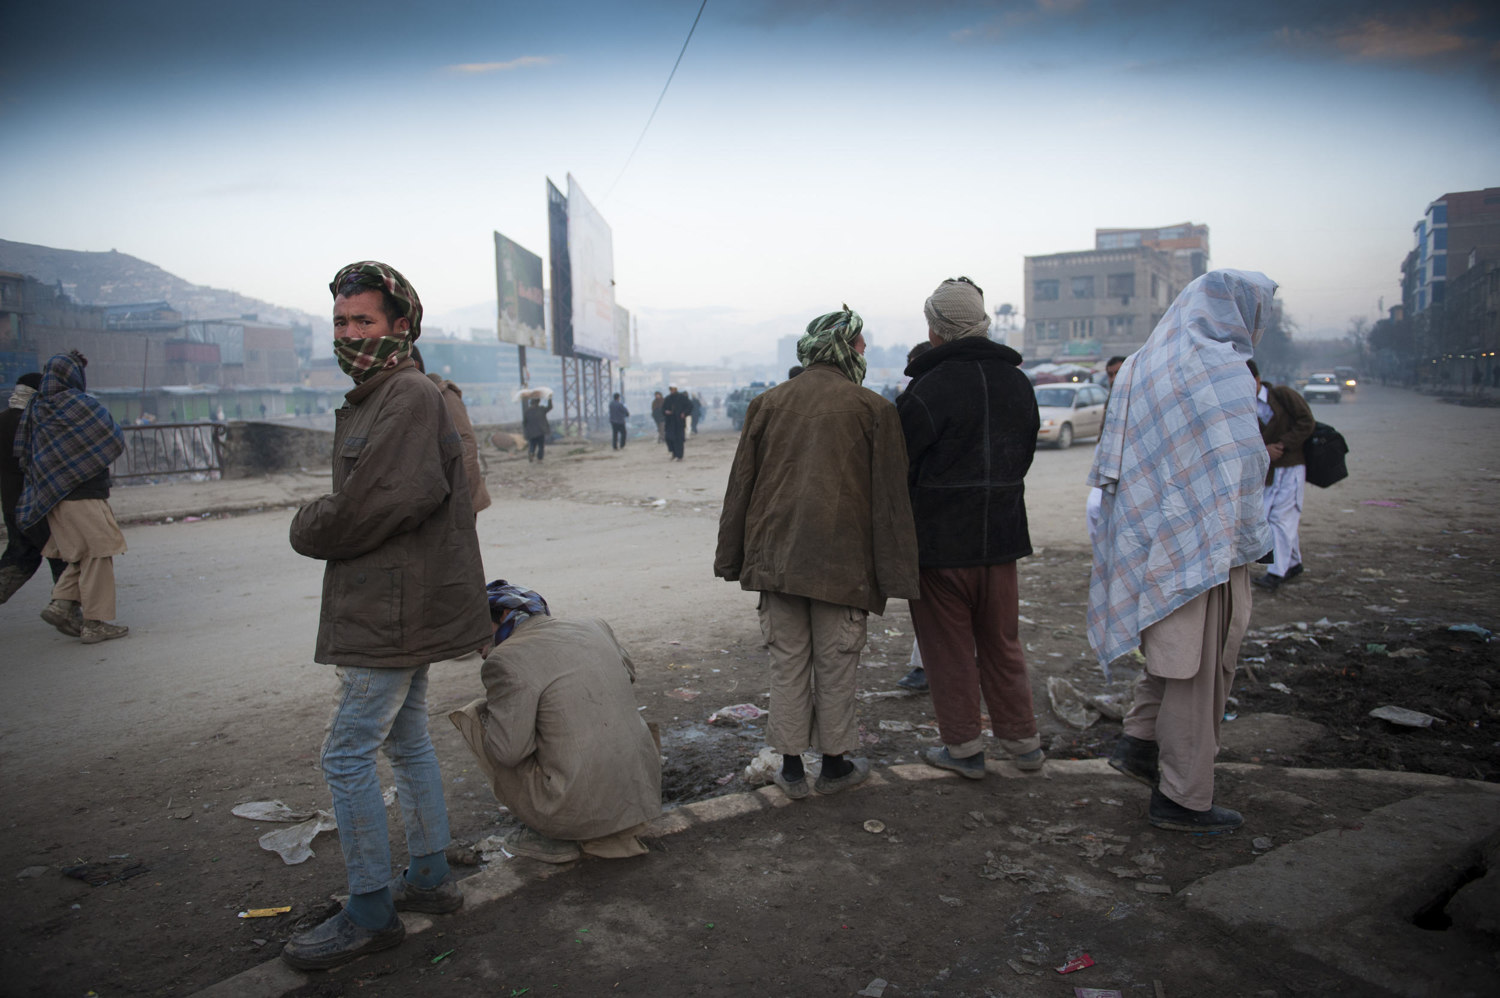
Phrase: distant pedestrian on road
[
  {"left": 0, "top": 373, "right": 67, "bottom": 606},
  {"left": 661, "top": 385, "right": 692, "bottom": 460},
  {"left": 1089, "top": 270, "right": 1276, "bottom": 835},
  {"left": 898, "top": 277, "right": 1043, "bottom": 777},
  {"left": 609, "top": 393, "right": 629, "bottom": 450},
  {"left": 523, "top": 396, "right": 552, "bottom": 462},
  {"left": 14, "top": 351, "right": 130, "bottom": 644},
  {"left": 651, "top": 391, "right": 665, "bottom": 442},
  {"left": 284, "top": 261, "right": 489, "bottom": 971},
  {"left": 690, "top": 393, "right": 704, "bottom": 434},
  {"left": 1247, "top": 360, "right": 1313, "bottom": 592},
  {"left": 716, "top": 304, "right": 919, "bottom": 799}
]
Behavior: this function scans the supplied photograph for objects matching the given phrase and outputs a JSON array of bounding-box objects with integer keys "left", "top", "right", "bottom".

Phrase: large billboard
[
  {"left": 566, "top": 174, "right": 618, "bottom": 361},
  {"left": 547, "top": 178, "right": 573, "bottom": 357},
  {"left": 494, "top": 232, "right": 547, "bottom": 349}
]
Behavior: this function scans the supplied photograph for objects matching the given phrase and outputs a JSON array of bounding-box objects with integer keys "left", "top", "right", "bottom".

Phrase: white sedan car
[
  {"left": 1035, "top": 383, "right": 1109, "bottom": 449},
  {"left": 1302, "top": 373, "right": 1343, "bottom": 404}
]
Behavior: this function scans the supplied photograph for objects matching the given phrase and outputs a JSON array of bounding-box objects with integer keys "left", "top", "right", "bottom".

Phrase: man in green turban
[{"left": 716, "top": 305, "right": 919, "bottom": 799}]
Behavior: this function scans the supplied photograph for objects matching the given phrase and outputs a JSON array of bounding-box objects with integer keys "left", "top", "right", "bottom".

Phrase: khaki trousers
[
  {"left": 759, "top": 592, "right": 864, "bottom": 756},
  {"left": 1123, "top": 566, "right": 1251, "bottom": 811},
  {"left": 43, "top": 499, "right": 127, "bottom": 622}
]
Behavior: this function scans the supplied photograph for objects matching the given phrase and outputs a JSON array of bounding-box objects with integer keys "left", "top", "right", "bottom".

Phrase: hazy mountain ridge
[{"left": 0, "top": 238, "right": 325, "bottom": 331}]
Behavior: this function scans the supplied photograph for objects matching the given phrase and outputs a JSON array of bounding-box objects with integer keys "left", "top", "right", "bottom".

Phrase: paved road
[{"left": 2, "top": 383, "right": 1495, "bottom": 783}]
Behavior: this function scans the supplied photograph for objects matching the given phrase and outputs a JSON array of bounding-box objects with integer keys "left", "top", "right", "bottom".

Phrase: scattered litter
[
  {"left": 666, "top": 688, "right": 701, "bottom": 701},
  {"left": 1269, "top": 682, "right": 1292, "bottom": 694},
  {"left": 238, "top": 906, "right": 292, "bottom": 918},
  {"left": 1252, "top": 837, "right": 1274, "bottom": 851},
  {"left": 1057, "top": 953, "right": 1095, "bottom": 974},
  {"left": 431, "top": 949, "right": 454, "bottom": 965},
  {"left": 1448, "top": 624, "right": 1493, "bottom": 641},
  {"left": 231, "top": 801, "right": 315, "bottom": 823},
  {"left": 708, "top": 702, "right": 765, "bottom": 723},
  {"left": 1364, "top": 605, "right": 1396, "bottom": 614},
  {"left": 476, "top": 834, "right": 510, "bottom": 863},
  {"left": 16, "top": 866, "right": 47, "bottom": 880},
  {"left": 1369, "top": 705, "right": 1437, "bottom": 728},
  {"left": 1387, "top": 647, "right": 1427, "bottom": 659},
  {"left": 714, "top": 772, "right": 737, "bottom": 786},
  {"left": 1047, "top": 676, "right": 1101, "bottom": 730},
  {"left": 743, "top": 747, "right": 781, "bottom": 786},
  {"left": 1074, "top": 989, "right": 1124, "bottom": 998},
  {"left": 857, "top": 979, "right": 889, "bottom": 997},
  {"left": 257, "top": 812, "right": 337, "bottom": 865},
  {"left": 1364, "top": 643, "right": 1388, "bottom": 655},
  {"left": 857, "top": 689, "right": 917, "bottom": 700},
  {"left": 1089, "top": 691, "right": 1132, "bottom": 720},
  {"left": 1099, "top": 798, "right": 1123, "bottom": 807},
  {"left": 1135, "top": 883, "right": 1172, "bottom": 895},
  {"left": 863, "top": 820, "right": 887, "bottom": 834},
  {"left": 937, "top": 894, "right": 962, "bottom": 906},
  {"left": 878, "top": 719, "right": 913, "bottom": 733}
]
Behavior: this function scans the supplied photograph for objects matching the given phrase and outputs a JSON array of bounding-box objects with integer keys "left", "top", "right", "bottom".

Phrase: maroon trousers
[{"left": 909, "top": 563, "right": 1038, "bottom": 758}]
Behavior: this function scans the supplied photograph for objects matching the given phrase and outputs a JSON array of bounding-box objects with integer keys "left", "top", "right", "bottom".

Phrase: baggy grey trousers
[
  {"left": 1122, "top": 565, "right": 1251, "bottom": 811},
  {"left": 758, "top": 591, "right": 865, "bottom": 757}
]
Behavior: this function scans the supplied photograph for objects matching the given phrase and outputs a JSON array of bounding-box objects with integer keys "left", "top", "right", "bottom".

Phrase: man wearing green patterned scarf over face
[
  {"left": 716, "top": 304, "right": 919, "bottom": 800},
  {"left": 283, "top": 262, "right": 491, "bottom": 971}
]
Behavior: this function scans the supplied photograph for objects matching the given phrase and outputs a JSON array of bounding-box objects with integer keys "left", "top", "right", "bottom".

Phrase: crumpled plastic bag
[
  {"left": 742, "top": 747, "right": 780, "bottom": 786},
  {"left": 258, "top": 811, "right": 338, "bottom": 865},
  {"left": 708, "top": 703, "right": 766, "bottom": 724},
  {"left": 234, "top": 788, "right": 397, "bottom": 865},
  {"left": 1047, "top": 677, "right": 1101, "bottom": 730}
]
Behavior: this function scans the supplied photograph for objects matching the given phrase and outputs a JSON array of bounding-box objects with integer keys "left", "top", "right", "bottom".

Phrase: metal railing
[{"left": 111, "top": 422, "right": 227, "bottom": 481}]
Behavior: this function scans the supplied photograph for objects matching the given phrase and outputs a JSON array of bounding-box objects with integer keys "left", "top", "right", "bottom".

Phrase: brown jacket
[
  {"left": 448, "top": 615, "right": 660, "bottom": 842},
  {"left": 429, "top": 374, "right": 491, "bottom": 513},
  {"left": 1260, "top": 383, "right": 1315, "bottom": 482},
  {"left": 715, "top": 364, "right": 920, "bottom": 615},
  {"left": 290, "top": 361, "right": 491, "bottom": 668}
]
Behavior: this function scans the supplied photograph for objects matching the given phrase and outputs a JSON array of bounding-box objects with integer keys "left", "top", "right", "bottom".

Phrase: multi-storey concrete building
[
  {"left": 1410, "top": 188, "right": 1500, "bottom": 315},
  {"left": 1023, "top": 223, "right": 1209, "bottom": 362}
]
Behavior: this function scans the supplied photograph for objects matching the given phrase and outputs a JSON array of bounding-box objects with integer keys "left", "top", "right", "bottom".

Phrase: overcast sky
[{"left": 3, "top": 0, "right": 1497, "bottom": 363}]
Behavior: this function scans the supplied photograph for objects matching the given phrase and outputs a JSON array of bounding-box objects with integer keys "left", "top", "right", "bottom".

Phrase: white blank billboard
[{"left": 566, "top": 174, "right": 618, "bottom": 361}]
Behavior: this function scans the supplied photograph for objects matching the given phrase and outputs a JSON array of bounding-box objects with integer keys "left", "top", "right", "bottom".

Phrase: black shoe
[
  {"left": 1148, "top": 788, "right": 1242, "bottom": 833},
  {"left": 923, "top": 746, "right": 986, "bottom": 780},
  {"left": 1251, "top": 573, "right": 1282, "bottom": 591},
  {"left": 1283, "top": 563, "right": 1303, "bottom": 581},
  {"left": 281, "top": 910, "right": 404, "bottom": 971},
  {"left": 389, "top": 874, "right": 463, "bottom": 914},
  {"left": 1107, "top": 734, "right": 1159, "bottom": 788},
  {"left": 896, "top": 666, "right": 928, "bottom": 692}
]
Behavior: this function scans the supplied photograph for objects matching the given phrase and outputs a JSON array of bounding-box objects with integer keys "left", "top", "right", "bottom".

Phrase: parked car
[
  {"left": 1302, "top": 373, "right": 1343, "bottom": 404},
  {"left": 1034, "top": 382, "right": 1108, "bottom": 449},
  {"left": 1334, "top": 366, "right": 1359, "bottom": 393}
]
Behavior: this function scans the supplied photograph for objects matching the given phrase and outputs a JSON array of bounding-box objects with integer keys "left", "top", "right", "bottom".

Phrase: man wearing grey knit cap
[{"left": 898, "top": 277, "right": 1044, "bottom": 780}]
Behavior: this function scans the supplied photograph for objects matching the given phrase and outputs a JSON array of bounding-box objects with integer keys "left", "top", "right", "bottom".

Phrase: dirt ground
[{"left": 1, "top": 385, "right": 1497, "bottom": 996}]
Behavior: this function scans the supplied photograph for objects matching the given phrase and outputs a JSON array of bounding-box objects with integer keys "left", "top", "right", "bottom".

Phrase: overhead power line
[{"left": 604, "top": 0, "right": 709, "bottom": 202}]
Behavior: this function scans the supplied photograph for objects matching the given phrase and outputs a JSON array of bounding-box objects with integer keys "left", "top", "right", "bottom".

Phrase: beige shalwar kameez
[{"left": 43, "top": 498, "right": 127, "bottom": 621}]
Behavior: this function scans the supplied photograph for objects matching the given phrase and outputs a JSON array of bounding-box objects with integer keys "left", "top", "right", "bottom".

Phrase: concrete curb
[{"left": 189, "top": 759, "right": 1497, "bottom": 997}]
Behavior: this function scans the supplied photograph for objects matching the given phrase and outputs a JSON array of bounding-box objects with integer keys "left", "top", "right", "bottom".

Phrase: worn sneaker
[
  {"left": 1013, "top": 748, "right": 1046, "bottom": 772},
  {"left": 41, "top": 599, "right": 83, "bottom": 637},
  {"left": 1148, "top": 788, "right": 1243, "bottom": 834},
  {"left": 1108, "top": 734, "right": 1160, "bottom": 788},
  {"left": 923, "top": 746, "right": 986, "bottom": 780},
  {"left": 281, "top": 909, "right": 404, "bottom": 971},
  {"left": 896, "top": 666, "right": 929, "bottom": 692},
  {"left": 389, "top": 874, "right": 464, "bottom": 914},
  {"left": 80, "top": 620, "right": 129, "bottom": 644},
  {"left": 772, "top": 771, "right": 810, "bottom": 800},
  {"left": 814, "top": 757, "right": 870, "bottom": 794},
  {"left": 503, "top": 826, "right": 582, "bottom": 864}
]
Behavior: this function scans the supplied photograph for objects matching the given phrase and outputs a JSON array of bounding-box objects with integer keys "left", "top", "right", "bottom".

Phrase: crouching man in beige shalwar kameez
[{"left": 450, "top": 582, "right": 661, "bottom": 863}]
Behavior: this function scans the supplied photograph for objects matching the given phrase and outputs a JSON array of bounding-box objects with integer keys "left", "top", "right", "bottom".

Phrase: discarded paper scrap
[{"left": 238, "top": 906, "right": 292, "bottom": 918}]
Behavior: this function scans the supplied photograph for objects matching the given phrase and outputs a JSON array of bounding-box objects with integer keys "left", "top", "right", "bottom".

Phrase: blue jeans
[{"left": 321, "top": 665, "right": 450, "bottom": 895}]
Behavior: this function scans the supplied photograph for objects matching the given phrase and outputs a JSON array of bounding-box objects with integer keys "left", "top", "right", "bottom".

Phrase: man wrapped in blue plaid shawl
[{"left": 14, "top": 352, "right": 124, "bottom": 532}]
